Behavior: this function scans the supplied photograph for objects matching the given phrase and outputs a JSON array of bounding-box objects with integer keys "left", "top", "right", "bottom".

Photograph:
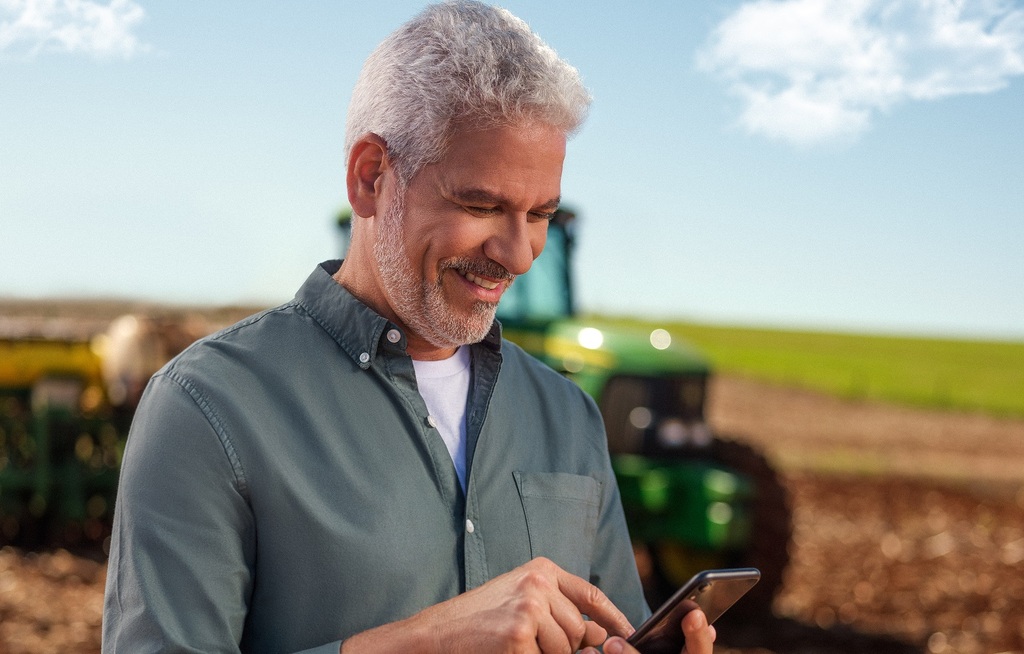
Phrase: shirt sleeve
[
  {"left": 102, "top": 371, "right": 254, "bottom": 651},
  {"left": 101, "top": 372, "right": 344, "bottom": 654}
]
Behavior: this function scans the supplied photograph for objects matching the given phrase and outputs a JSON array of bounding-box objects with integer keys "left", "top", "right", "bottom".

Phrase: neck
[{"left": 332, "top": 260, "right": 459, "bottom": 362}]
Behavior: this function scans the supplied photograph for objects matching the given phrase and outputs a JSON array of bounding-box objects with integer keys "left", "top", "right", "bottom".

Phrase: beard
[{"left": 373, "top": 193, "right": 513, "bottom": 349}]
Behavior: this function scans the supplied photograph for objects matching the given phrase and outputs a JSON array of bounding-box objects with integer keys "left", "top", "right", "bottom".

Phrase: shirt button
[
  {"left": 426, "top": 415, "right": 437, "bottom": 428},
  {"left": 386, "top": 329, "right": 401, "bottom": 343},
  {"left": 358, "top": 352, "right": 370, "bottom": 364},
  {"left": 465, "top": 519, "right": 475, "bottom": 534}
]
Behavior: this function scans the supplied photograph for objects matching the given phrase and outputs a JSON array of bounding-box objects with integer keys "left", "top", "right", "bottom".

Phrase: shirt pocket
[{"left": 513, "top": 471, "right": 601, "bottom": 580}]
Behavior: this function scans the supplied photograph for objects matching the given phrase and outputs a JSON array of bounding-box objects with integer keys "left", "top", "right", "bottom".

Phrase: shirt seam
[
  {"left": 158, "top": 369, "right": 250, "bottom": 500},
  {"left": 211, "top": 301, "right": 296, "bottom": 339}
]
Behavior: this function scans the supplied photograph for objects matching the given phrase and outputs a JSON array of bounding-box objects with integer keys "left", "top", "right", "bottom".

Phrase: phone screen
[{"left": 627, "top": 568, "right": 760, "bottom": 654}]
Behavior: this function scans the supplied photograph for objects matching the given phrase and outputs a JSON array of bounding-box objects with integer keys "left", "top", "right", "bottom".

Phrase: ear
[{"left": 346, "top": 133, "right": 391, "bottom": 219}]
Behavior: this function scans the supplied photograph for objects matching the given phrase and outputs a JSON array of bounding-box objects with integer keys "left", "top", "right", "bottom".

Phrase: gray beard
[{"left": 372, "top": 194, "right": 508, "bottom": 349}]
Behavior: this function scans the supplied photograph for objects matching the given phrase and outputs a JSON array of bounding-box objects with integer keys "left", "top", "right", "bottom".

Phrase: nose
[{"left": 483, "top": 214, "right": 547, "bottom": 276}]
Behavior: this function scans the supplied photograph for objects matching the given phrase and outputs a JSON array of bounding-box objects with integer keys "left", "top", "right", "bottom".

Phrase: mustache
[{"left": 443, "top": 258, "right": 516, "bottom": 285}]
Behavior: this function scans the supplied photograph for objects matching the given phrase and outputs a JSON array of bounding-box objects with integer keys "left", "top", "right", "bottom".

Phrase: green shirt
[{"left": 103, "top": 261, "right": 647, "bottom": 653}]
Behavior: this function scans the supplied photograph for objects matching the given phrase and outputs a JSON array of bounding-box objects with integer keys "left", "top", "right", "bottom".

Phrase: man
[{"left": 103, "top": 2, "right": 717, "bottom": 653}]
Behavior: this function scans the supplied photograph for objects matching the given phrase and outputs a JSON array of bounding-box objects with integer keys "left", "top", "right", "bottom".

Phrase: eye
[{"left": 529, "top": 210, "right": 556, "bottom": 222}]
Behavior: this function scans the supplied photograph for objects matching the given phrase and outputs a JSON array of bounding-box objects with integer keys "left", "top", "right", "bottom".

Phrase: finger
[
  {"left": 681, "top": 610, "right": 716, "bottom": 654},
  {"left": 581, "top": 620, "right": 609, "bottom": 648},
  {"left": 554, "top": 568, "right": 634, "bottom": 638},
  {"left": 535, "top": 609, "right": 572, "bottom": 654},
  {"left": 543, "top": 584, "right": 597, "bottom": 650},
  {"left": 599, "top": 636, "right": 632, "bottom": 654}
]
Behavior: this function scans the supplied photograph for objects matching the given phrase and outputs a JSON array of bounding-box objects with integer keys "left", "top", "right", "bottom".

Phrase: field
[
  {"left": 606, "top": 317, "right": 1024, "bottom": 418},
  {"left": 1, "top": 302, "right": 1023, "bottom": 653},
  {"left": 707, "top": 375, "right": 1024, "bottom": 653}
]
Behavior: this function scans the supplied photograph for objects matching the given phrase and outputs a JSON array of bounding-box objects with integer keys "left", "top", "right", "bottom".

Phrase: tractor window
[
  {"left": 497, "top": 224, "right": 572, "bottom": 322},
  {"left": 600, "top": 374, "right": 709, "bottom": 456}
]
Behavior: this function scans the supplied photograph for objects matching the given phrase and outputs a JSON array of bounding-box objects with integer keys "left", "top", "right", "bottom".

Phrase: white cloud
[
  {"left": 0, "top": 0, "right": 148, "bottom": 59},
  {"left": 698, "top": 0, "right": 1024, "bottom": 145}
]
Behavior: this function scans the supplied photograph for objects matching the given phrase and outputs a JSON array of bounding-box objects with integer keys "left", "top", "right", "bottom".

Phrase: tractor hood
[{"left": 512, "top": 317, "right": 711, "bottom": 377}]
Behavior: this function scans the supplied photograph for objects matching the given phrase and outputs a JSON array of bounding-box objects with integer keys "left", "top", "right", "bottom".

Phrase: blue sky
[{"left": 2, "top": 0, "right": 1022, "bottom": 340}]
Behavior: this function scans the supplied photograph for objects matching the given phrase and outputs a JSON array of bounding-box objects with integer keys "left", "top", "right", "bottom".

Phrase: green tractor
[
  {"left": 0, "top": 313, "right": 213, "bottom": 549},
  {"left": 338, "top": 208, "right": 791, "bottom": 615}
]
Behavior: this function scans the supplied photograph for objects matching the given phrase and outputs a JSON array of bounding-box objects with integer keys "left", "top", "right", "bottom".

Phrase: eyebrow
[{"left": 451, "top": 187, "right": 561, "bottom": 212}]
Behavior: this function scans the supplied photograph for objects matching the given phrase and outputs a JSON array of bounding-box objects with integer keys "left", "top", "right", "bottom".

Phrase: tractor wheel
[
  {"left": 641, "top": 436, "right": 791, "bottom": 618},
  {"left": 710, "top": 435, "right": 791, "bottom": 617}
]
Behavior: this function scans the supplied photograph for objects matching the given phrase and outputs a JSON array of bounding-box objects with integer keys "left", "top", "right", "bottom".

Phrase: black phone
[{"left": 626, "top": 568, "right": 761, "bottom": 654}]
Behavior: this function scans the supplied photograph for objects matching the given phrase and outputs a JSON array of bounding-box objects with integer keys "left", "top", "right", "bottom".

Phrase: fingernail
[
  {"left": 604, "top": 637, "right": 625, "bottom": 654},
  {"left": 685, "top": 610, "right": 707, "bottom": 631}
]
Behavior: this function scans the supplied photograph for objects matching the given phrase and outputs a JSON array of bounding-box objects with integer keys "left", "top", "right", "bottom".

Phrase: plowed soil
[{"left": 2, "top": 374, "right": 1023, "bottom": 654}]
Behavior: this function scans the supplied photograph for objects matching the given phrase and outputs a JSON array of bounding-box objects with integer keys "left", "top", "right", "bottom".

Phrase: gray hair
[{"left": 344, "top": 0, "right": 591, "bottom": 186}]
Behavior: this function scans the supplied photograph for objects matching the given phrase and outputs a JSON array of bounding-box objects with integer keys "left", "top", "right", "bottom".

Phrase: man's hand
[
  {"left": 581, "top": 609, "right": 716, "bottom": 654},
  {"left": 341, "top": 557, "right": 634, "bottom": 653}
]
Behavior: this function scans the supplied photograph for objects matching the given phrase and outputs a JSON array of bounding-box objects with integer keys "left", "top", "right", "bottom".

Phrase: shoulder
[
  {"left": 140, "top": 302, "right": 323, "bottom": 409},
  {"left": 163, "top": 301, "right": 311, "bottom": 376}
]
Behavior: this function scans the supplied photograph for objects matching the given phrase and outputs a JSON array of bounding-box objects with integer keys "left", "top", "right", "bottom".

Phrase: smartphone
[{"left": 626, "top": 568, "right": 761, "bottom": 654}]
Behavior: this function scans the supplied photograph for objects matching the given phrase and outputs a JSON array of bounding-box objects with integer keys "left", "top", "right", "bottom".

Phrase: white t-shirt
[{"left": 411, "top": 346, "right": 471, "bottom": 492}]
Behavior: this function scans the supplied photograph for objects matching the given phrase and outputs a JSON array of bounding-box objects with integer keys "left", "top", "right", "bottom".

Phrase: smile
[{"left": 460, "top": 270, "right": 500, "bottom": 290}]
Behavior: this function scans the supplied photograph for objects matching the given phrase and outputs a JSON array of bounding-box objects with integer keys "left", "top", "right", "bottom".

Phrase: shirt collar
[{"left": 295, "top": 260, "right": 503, "bottom": 368}]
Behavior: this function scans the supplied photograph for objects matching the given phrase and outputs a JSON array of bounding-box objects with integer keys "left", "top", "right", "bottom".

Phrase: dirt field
[
  {"left": 711, "top": 376, "right": 1024, "bottom": 654},
  {"left": 1, "top": 373, "right": 1022, "bottom": 653}
]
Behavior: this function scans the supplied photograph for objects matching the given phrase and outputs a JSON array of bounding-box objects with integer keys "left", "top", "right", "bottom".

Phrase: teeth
[{"left": 463, "top": 271, "right": 499, "bottom": 290}]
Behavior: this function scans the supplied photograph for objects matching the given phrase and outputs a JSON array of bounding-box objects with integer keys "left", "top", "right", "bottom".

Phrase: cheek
[{"left": 440, "top": 221, "right": 496, "bottom": 258}]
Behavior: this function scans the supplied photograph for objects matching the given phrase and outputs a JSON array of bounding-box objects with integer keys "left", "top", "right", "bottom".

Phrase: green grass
[{"left": 609, "top": 318, "right": 1024, "bottom": 418}]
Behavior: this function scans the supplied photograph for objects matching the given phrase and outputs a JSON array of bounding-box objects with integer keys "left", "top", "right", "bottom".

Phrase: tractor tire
[
  {"left": 709, "top": 435, "right": 791, "bottom": 618},
  {"left": 641, "top": 436, "right": 791, "bottom": 619}
]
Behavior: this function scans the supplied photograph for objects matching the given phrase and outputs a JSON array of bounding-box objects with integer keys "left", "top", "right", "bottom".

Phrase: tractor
[
  {"left": 336, "top": 207, "right": 792, "bottom": 615},
  {"left": 0, "top": 312, "right": 209, "bottom": 548}
]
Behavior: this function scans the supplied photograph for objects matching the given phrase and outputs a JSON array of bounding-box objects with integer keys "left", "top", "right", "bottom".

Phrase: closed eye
[
  {"left": 466, "top": 205, "right": 501, "bottom": 216},
  {"left": 449, "top": 187, "right": 560, "bottom": 221}
]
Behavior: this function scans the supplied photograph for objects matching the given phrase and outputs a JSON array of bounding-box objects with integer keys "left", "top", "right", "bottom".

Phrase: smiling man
[{"left": 102, "top": 2, "right": 716, "bottom": 653}]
